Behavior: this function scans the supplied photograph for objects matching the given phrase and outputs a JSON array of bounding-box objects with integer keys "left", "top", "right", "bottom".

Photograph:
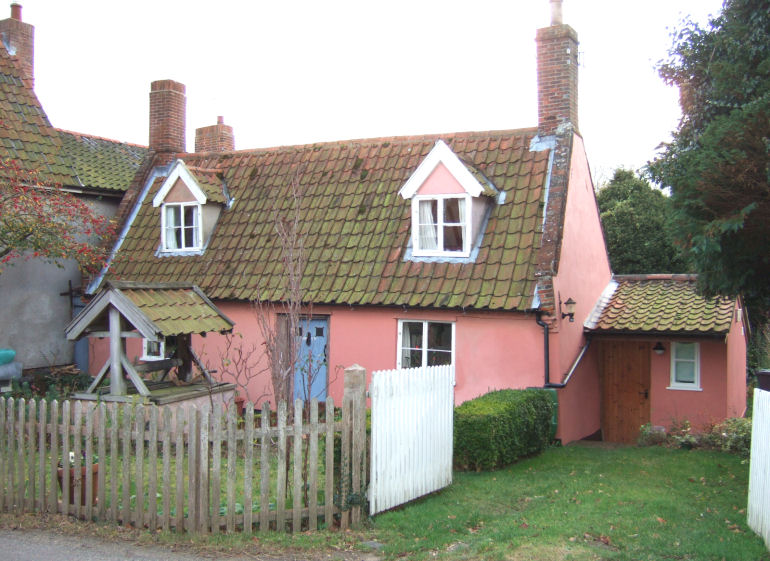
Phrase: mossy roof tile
[{"left": 588, "top": 275, "right": 737, "bottom": 335}]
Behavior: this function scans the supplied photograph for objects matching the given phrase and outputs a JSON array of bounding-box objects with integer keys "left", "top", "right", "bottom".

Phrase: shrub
[
  {"left": 705, "top": 418, "right": 752, "bottom": 458},
  {"left": 453, "top": 389, "right": 554, "bottom": 471},
  {"left": 637, "top": 417, "right": 752, "bottom": 458}
]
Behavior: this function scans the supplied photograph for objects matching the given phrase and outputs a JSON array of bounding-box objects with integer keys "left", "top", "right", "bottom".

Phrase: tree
[
  {"left": 0, "top": 158, "right": 115, "bottom": 274},
  {"left": 648, "top": 0, "right": 770, "bottom": 319},
  {"left": 597, "top": 168, "right": 690, "bottom": 274}
]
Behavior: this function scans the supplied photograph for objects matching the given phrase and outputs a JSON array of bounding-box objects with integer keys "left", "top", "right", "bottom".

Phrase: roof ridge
[
  {"left": 56, "top": 128, "right": 148, "bottom": 149},
  {"left": 613, "top": 273, "right": 698, "bottom": 282},
  {"left": 184, "top": 127, "right": 538, "bottom": 158}
]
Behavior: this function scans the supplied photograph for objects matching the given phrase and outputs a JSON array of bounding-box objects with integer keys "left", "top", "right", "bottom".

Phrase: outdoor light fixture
[
  {"left": 561, "top": 297, "right": 576, "bottom": 322},
  {"left": 653, "top": 342, "right": 665, "bottom": 355}
]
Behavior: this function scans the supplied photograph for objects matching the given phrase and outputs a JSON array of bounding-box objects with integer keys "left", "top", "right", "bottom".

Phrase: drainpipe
[{"left": 536, "top": 311, "right": 566, "bottom": 389}]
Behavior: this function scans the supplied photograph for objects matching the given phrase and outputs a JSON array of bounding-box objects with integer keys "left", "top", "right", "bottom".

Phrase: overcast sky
[{"left": 22, "top": 0, "right": 723, "bottom": 185}]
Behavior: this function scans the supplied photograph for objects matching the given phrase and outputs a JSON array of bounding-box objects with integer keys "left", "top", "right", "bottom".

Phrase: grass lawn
[
  {"left": 367, "top": 443, "right": 769, "bottom": 560},
  {"left": 1, "top": 443, "right": 767, "bottom": 561}
]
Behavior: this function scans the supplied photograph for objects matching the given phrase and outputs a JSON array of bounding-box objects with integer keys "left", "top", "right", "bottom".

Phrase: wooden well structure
[{"left": 65, "top": 281, "right": 235, "bottom": 404}]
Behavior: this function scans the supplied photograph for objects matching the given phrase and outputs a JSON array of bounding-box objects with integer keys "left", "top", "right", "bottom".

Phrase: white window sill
[{"left": 666, "top": 385, "right": 703, "bottom": 392}]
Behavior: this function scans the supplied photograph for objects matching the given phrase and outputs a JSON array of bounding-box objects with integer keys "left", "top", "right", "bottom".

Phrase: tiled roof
[
  {"left": 586, "top": 275, "right": 736, "bottom": 335},
  {"left": 58, "top": 130, "right": 148, "bottom": 192},
  {"left": 0, "top": 45, "right": 71, "bottom": 185},
  {"left": 115, "top": 282, "right": 234, "bottom": 336},
  {"left": 0, "top": 45, "right": 146, "bottom": 192},
  {"left": 108, "top": 129, "right": 552, "bottom": 311}
]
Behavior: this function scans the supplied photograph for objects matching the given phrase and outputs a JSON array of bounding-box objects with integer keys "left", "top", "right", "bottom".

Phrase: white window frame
[
  {"left": 141, "top": 338, "right": 166, "bottom": 361},
  {"left": 411, "top": 194, "right": 471, "bottom": 257},
  {"left": 668, "top": 341, "right": 701, "bottom": 391},
  {"left": 160, "top": 202, "right": 202, "bottom": 252},
  {"left": 396, "top": 320, "right": 455, "bottom": 369}
]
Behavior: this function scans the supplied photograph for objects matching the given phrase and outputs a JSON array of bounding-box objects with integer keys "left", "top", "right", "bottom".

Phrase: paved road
[{"left": 0, "top": 529, "right": 379, "bottom": 561}]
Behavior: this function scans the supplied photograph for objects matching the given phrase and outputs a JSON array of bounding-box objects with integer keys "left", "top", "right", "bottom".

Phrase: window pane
[
  {"left": 675, "top": 362, "right": 695, "bottom": 383},
  {"left": 165, "top": 206, "right": 180, "bottom": 249},
  {"left": 444, "top": 198, "right": 461, "bottom": 224},
  {"left": 401, "top": 349, "right": 423, "bottom": 368},
  {"left": 427, "top": 350, "right": 451, "bottom": 366},
  {"left": 675, "top": 343, "right": 695, "bottom": 360},
  {"left": 427, "top": 322, "right": 452, "bottom": 351},
  {"left": 402, "top": 321, "right": 423, "bottom": 349},
  {"left": 417, "top": 200, "right": 438, "bottom": 250},
  {"left": 443, "top": 225, "right": 463, "bottom": 251}
]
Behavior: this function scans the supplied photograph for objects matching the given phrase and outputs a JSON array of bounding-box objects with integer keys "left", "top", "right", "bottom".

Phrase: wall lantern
[
  {"left": 653, "top": 342, "right": 665, "bottom": 355},
  {"left": 561, "top": 297, "right": 576, "bottom": 322}
]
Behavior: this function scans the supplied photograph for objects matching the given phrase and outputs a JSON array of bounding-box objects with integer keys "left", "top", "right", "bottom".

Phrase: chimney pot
[
  {"left": 217, "top": 115, "right": 224, "bottom": 125},
  {"left": 550, "top": 0, "right": 562, "bottom": 26}
]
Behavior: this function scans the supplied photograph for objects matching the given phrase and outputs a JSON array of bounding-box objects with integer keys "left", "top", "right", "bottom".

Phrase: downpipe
[{"left": 536, "top": 311, "right": 566, "bottom": 389}]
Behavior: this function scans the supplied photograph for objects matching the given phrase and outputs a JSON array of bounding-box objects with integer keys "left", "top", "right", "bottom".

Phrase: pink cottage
[{"left": 86, "top": 5, "right": 746, "bottom": 443}]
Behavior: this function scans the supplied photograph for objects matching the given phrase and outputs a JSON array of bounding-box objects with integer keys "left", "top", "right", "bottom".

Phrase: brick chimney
[
  {"left": 195, "top": 116, "right": 235, "bottom": 152},
  {"left": 0, "top": 3, "right": 34, "bottom": 87},
  {"left": 149, "top": 79, "right": 186, "bottom": 153},
  {"left": 536, "top": 0, "right": 578, "bottom": 136}
]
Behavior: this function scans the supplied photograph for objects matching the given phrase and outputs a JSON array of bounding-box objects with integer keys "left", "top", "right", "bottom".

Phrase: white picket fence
[
  {"left": 749, "top": 388, "right": 770, "bottom": 548},
  {"left": 368, "top": 364, "right": 454, "bottom": 515}
]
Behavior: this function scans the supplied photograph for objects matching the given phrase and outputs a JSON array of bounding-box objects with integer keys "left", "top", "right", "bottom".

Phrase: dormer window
[
  {"left": 162, "top": 202, "right": 201, "bottom": 251},
  {"left": 414, "top": 195, "right": 469, "bottom": 255},
  {"left": 399, "top": 140, "right": 499, "bottom": 261},
  {"left": 153, "top": 159, "right": 230, "bottom": 256}
]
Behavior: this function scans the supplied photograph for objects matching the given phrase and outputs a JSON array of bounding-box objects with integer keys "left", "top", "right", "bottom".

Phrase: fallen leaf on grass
[{"left": 656, "top": 517, "right": 667, "bottom": 524}]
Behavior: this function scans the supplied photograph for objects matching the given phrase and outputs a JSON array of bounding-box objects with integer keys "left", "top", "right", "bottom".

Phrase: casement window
[
  {"left": 161, "top": 202, "right": 201, "bottom": 251},
  {"left": 413, "top": 195, "right": 470, "bottom": 257},
  {"left": 397, "top": 320, "right": 454, "bottom": 368},
  {"left": 669, "top": 342, "right": 701, "bottom": 390},
  {"left": 142, "top": 338, "right": 165, "bottom": 361}
]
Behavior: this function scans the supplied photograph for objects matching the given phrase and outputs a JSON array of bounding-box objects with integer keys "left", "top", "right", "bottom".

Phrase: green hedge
[{"left": 453, "top": 389, "right": 555, "bottom": 471}]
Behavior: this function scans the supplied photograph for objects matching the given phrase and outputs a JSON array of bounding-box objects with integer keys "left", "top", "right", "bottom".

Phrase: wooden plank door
[{"left": 599, "top": 340, "right": 651, "bottom": 443}]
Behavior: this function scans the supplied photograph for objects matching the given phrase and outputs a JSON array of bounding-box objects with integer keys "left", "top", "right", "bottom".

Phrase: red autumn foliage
[{"left": 0, "top": 158, "right": 116, "bottom": 274}]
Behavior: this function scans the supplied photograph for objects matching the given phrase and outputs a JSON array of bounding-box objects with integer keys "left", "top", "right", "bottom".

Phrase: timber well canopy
[{"left": 65, "top": 281, "right": 234, "bottom": 402}]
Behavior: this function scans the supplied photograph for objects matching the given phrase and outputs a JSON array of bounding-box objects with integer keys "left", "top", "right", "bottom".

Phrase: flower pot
[{"left": 57, "top": 463, "right": 98, "bottom": 506}]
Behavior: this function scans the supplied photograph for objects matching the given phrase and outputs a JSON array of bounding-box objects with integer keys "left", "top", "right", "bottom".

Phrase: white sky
[{"left": 22, "top": 0, "right": 723, "bottom": 185}]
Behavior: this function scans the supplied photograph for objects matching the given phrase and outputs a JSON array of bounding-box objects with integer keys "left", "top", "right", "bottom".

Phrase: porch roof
[
  {"left": 584, "top": 275, "right": 737, "bottom": 336},
  {"left": 65, "top": 281, "right": 234, "bottom": 341}
]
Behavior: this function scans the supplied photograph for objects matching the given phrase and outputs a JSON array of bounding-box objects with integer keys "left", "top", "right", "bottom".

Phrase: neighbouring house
[
  {"left": 0, "top": 4, "right": 147, "bottom": 371},
  {"left": 82, "top": 3, "right": 746, "bottom": 443}
]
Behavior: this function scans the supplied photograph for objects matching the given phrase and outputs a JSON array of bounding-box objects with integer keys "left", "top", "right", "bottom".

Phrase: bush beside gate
[{"left": 453, "top": 389, "right": 555, "bottom": 471}]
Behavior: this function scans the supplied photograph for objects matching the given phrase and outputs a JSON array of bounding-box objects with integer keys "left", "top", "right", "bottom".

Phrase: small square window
[
  {"left": 162, "top": 202, "right": 201, "bottom": 251},
  {"left": 398, "top": 320, "right": 454, "bottom": 369},
  {"left": 413, "top": 195, "right": 469, "bottom": 256},
  {"left": 142, "top": 338, "right": 165, "bottom": 361},
  {"left": 669, "top": 342, "right": 700, "bottom": 390}
]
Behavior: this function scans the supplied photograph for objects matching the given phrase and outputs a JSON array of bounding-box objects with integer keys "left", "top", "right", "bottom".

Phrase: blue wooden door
[{"left": 294, "top": 317, "right": 328, "bottom": 401}]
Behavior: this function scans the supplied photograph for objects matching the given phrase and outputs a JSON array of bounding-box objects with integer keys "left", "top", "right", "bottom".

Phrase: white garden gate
[{"left": 368, "top": 364, "right": 454, "bottom": 515}]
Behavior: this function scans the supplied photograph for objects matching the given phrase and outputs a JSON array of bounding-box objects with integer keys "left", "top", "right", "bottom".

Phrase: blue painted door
[{"left": 294, "top": 317, "right": 328, "bottom": 402}]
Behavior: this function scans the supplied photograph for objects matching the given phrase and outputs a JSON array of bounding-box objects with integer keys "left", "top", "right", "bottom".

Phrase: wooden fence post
[{"left": 342, "top": 364, "right": 367, "bottom": 529}]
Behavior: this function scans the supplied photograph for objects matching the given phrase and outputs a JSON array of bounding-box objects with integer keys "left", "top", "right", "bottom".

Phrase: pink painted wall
[
  {"left": 549, "top": 134, "right": 611, "bottom": 443},
  {"left": 726, "top": 302, "right": 748, "bottom": 418},
  {"left": 417, "top": 163, "right": 465, "bottom": 195},
  {"left": 649, "top": 339, "right": 734, "bottom": 431},
  {"left": 190, "top": 304, "right": 547, "bottom": 407}
]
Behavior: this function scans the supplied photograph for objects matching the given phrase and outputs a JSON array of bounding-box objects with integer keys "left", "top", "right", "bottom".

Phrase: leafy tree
[
  {"left": 0, "top": 158, "right": 115, "bottom": 275},
  {"left": 648, "top": 0, "right": 770, "bottom": 319},
  {"left": 597, "top": 168, "right": 689, "bottom": 274}
]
